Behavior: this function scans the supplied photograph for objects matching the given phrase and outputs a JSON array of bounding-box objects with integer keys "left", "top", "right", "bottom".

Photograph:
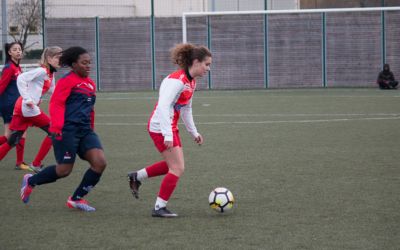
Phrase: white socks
[
  {"left": 136, "top": 169, "right": 148, "bottom": 181},
  {"left": 155, "top": 197, "right": 167, "bottom": 210}
]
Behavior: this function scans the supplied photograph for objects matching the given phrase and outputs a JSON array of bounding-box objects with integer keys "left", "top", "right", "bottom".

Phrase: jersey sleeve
[
  {"left": 181, "top": 98, "right": 199, "bottom": 138},
  {"left": 158, "top": 79, "right": 184, "bottom": 141},
  {"left": 0, "top": 66, "right": 13, "bottom": 95},
  {"left": 49, "top": 78, "right": 73, "bottom": 134}
]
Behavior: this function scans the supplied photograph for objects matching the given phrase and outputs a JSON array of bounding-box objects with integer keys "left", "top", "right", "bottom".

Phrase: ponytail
[{"left": 171, "top": 43, "right": 211, "bottom": 69}]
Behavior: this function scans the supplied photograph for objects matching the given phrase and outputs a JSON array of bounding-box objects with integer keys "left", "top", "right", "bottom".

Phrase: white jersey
[
  {"left": 15, "top": 66, "right": 55, "bottom": 117},
  {"left": 148, "top": 69, "right": 199, "bottom": 142}
]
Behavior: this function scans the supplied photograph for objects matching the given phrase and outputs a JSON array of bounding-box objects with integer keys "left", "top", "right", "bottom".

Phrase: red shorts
[
  {"left": 149, "top": 130, "right": 182, "bottom": 153},
  {"left": 9, "top": 112, "right": 50, "bottom": 131}
]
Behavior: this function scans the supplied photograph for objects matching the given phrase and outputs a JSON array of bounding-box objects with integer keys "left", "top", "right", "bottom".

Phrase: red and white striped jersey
[{"left": 148, "top": 69, "right": 199, "bottom": 142}]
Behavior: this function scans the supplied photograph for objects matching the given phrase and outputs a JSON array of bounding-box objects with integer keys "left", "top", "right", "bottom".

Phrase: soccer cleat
[
  {"left": 127, "top": 172, "right": 141, "bottom": 199},
  {"left": 28, "top": 164, "right": 44, "bottom": 173},
  {"left": 21, "top": 174, "right": 34, "bottom": 204},
  {"left": 15, "top": 162, "right": 30, "bottom": 171},
  {"left": 151, "top": 207, "right": 178, "bottom": 218},
  {"left": 66, "top": 196, "right": 96, "bottom": 212}
]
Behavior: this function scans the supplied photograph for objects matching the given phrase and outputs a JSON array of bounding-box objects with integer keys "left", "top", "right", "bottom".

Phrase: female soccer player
[
  {"left": 20, "top": 46, "right": 107, "bottom": 212},
  {"left": 127, "top": 43, "right": 212, "bottom": 217},
  {"left": 0, "top": 46, "right": 62, "bottom": 172},
  {"left": 0, "top": 42, "right": 27, "bottom": 170}
]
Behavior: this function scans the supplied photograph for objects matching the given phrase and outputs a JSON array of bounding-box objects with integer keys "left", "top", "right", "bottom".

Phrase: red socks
[
  {"left": 158, "top": 173, "right": 179, "bottom": 201},
  {"left": 145, "top": 161, "right": 169, "bottom": 177},
  {"left": 32, "top": 136, "right": 52, "bottom": 167},
  {"left": 0, "top": 143, "right": 12, "bottom": 161},
  {"left": 16, "top": 137, "right": 25, "bottom": 165}
]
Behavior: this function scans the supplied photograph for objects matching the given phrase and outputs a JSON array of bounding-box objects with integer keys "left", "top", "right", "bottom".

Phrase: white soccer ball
[{"left": 208, "top": 187, "right": 234, "bottom": 213}]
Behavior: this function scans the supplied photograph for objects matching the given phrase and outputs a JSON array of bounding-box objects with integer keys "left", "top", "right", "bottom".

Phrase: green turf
[{"left": 0, "top": 89, "right": 399, "bottom": 249}]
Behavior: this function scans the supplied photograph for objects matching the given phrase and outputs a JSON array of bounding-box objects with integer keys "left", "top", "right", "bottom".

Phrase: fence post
[
  {"left": 381, "top": 10, "right": 386, "bottom": 68},
  {"left": 95, "top": 16, "right": 100, "bottom": 90},
  {"left": 151, "top": 0, "right": 156, "bottom": 90},
  {"left": 264, "top": 0, "right": 268, "bottom": 88},
  {"left": 42, "top": 0, "right": 46, "bottom": 48},
  {"left": 1, "top": 0, "right": 7, "bottom": 63},
  {"left": 322, "top": 12, "right": 327, "bottom": 87},
  {"left": 207, "top": 15, "right": 212, "bottom": 89}
]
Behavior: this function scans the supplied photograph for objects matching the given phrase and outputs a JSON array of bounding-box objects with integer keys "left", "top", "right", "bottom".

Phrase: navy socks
[
  {"left": 71, "top": 168, "right": 102, "bottom": 200},
  {"left": 28, "top": 165, "right": 59, "bottom": 187}
]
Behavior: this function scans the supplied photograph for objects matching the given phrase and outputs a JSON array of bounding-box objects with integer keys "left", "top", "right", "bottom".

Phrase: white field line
[
  {"left": 96, "top": 95, "right": 400, "bottom": 100},
  {"left": 96, "top": 115, "right": 400, "bottom": 126},
  {"left": 96, "top": 113, "right": 400, "bottom": 117}
]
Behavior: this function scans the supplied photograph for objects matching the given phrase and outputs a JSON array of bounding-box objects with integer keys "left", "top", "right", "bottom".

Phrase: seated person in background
[{"left": 377, "top": 64, "right": 398, "bottom": 89}]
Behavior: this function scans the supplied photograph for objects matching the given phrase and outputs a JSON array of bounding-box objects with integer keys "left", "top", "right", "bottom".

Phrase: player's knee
[
  {"left": 7, "top": 130, "right": 24, "bottom": 146},
  {"left": 92, "top": 158, "right": 107, "bottom": 173},
  {"left": 56, "top": 166, "right": 73, "bottom": 177},
  {"left": 169, "top": 164, "right": 184, "bottom": 177}
]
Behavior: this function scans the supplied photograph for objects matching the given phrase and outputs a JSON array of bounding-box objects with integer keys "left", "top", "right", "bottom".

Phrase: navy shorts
[
  {"left": 0, "top": 95, "right": 18, "bottom": 124},
  {"left": 0, "top": 103, "right": 15, "bottom": 124},
  {"left": 52, "top": 128, "right": 103, "bottom": 164}
]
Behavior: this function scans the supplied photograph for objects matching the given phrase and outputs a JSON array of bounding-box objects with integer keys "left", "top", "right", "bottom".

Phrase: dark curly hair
[
  {"left": 171, "top": 43, "right": 211, "bottom": 69},
  {"left": 5, "top": 41, "right": 23, "bottom": 62},
  {"left": 59, "top": 46, "right": 88, "bottom": 67}
]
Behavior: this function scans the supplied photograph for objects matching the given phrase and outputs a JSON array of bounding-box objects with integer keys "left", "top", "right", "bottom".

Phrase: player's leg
[
  {"left": 152, "top": 132, "right": 184, "bottom": 217},
  {"left": 0, "top": 129, "right": 24, "bottom": 161},
  {"left": 21, "top": 163, "right": 74, "bottom": 203},
  {"left": 15, "top": 131, "right": 28, "bottom": 169},
  {"left": 66, "top": 131, "right": 105, "bottom": 212},
  {"left": 20, "top": 128, "right": 77, "bottom": 204},
  {"left": 29, "top": 113, "right": 52, "bottom": 172}
]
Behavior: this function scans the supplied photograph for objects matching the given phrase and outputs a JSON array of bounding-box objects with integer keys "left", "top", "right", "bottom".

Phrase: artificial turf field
[{"left": 0, "top": 89, "right": 399, "bottom": 249}]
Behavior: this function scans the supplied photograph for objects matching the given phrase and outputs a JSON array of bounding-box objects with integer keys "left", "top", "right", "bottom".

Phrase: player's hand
[
  {"left": 26, "top": 101, "right": 35, "bottom": 109},
  {"left": 194, "top": 134, "right": 203, "bottom": 145},
  {"left": 50, "top": 132, "right": 62, "bottom": 141},
  {"left": 164, "top": 140, "right": 173, "bottom": 150}
]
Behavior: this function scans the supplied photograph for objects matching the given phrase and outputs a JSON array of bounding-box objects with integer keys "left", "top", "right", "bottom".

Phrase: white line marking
[
  {"left": 96, "top": 116, "right": 400, "bottom": 126},
  {"left": 96, "top": 113, "right": 400, "bottom": 117}
]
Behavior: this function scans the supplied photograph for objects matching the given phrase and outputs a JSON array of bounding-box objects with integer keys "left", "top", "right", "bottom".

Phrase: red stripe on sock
[
  {"left": 158, "top": 173, "right": 179, "bottom": 201},
  {"left": 32, "top": 136, "right": 52, "bottom": 167},
  {"left": 145, "top": 161, "right": 169, "bottom": 178}
]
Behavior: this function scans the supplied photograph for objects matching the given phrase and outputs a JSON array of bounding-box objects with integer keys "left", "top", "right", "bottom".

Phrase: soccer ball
[{"left": 208, "top": 187, "right": 234, "bottom": 213}]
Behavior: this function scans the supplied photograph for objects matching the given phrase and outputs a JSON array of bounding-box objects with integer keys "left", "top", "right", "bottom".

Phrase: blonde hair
[
  {"left": 171, "top": 43, "right": 211, "bottom": 69},
  {"left": 39, "top": 46, "right": 62, "bottom": 67}
]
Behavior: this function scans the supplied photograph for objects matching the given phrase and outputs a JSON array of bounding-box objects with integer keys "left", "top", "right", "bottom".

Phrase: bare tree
[{"left": 9, "top": 0, "right": 42, "bottom": 50}]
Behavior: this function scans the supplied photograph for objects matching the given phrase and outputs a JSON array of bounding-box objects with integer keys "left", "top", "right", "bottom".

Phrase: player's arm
[
  {"left": 0, "top": 66, "right": 13, "bottom": 95},
  {"left": 17, "top": 68, "right": 46, "bottom": 107},
  {"left": 181, "top": 98, "right": 203, "bottom": 144},
  {"left": 49, "top": 78, "right": 73, "bottom": 135},
  {"left": 158, "top": 79, "right": 184, "bottom": 142}
]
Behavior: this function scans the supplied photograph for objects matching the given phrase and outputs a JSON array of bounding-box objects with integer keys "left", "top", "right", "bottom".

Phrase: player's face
[
  {"left": 48, "top": 52, "right": 62, "bottom": 69},
  {"left": 72, "top": 53, "right": 91, "bottom": 78},
  {"left": 8, "top": 44, "right": 23, "bottom": 62},
  {"left": 191, "top": 56, "right": 212, "bottom": 78}
]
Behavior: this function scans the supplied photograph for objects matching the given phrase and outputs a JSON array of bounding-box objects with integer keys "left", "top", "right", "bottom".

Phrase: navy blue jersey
[{"left": 49, "top": 71, "right": 96, "bottom": 134}]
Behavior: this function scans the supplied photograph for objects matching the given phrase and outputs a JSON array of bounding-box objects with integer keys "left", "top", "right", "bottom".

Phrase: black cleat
[
  {"left": 127, "top": 172, "right": 141, "bottom": 199},
  {"left": 151, "top": 207, "right": 178, "bottom": 218}
]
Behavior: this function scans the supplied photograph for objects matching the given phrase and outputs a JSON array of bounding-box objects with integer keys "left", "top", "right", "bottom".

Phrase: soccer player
[
  {"left": 0, "top": 42, "right": 28, "bottom": 170},
  {"left": 0, "top": 46, "right": 62, "bottom": 172},
  {"left": 127, "top": 43, "right": 212, "bottom": 217},
  {"left": 20, "top": 46, "right": 107, "bottom": 212}
]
